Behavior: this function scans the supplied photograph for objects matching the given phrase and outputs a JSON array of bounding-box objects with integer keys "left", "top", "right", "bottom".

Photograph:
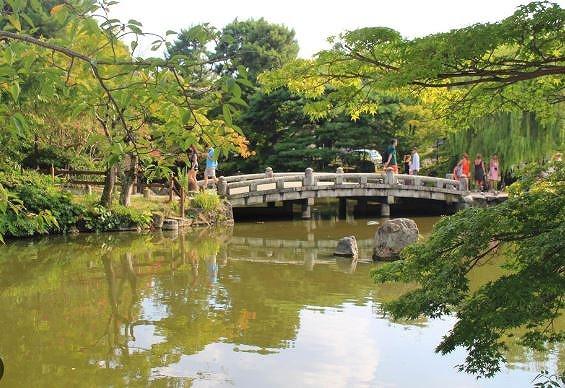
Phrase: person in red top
[{"left": 461, "top": 153, "right": 470, "bottom": 178}]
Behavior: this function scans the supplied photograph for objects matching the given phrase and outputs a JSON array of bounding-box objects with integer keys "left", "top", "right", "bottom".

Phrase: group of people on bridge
[
  {"left": 381, "top": 138, "right": 501, "bottom": 193},
  {"left": 453, "top": 153, "right": 501, "bottom": 193}
]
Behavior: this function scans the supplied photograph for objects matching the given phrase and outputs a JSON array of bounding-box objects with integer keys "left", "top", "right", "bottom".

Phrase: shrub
[
  {"left": 0, "top": 183, "right": 58, "bottom": 241},
  {"left": 191, "top": 190, "right": 221, "bottom": 212},
  {"left": 0, "top": 170, "right": 83, "bottom": 233},
  {"left": 82, "top": 205, "right": 151, "bottom": 232}
]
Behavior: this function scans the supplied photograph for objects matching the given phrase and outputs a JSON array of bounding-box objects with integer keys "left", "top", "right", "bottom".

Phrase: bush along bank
[{"left": 0, "top": 170, "right": 233, "bottom": 242}]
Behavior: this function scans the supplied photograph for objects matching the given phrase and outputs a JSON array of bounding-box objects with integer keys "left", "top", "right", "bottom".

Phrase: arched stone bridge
[{"left": 208, "top": 167, "right": 467, "bottom": 218}]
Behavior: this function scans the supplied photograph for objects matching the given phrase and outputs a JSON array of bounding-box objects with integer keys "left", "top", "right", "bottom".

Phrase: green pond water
[{"left": 0, "top": 214, "right": 561, "bottom": 387}]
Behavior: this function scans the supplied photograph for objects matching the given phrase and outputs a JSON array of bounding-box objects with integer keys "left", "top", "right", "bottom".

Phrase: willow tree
[
  {"left": 0, "top": 0, "right": 250, "bottom": 206},
  {"left": 259, "top": 1, "right": 564, "bottom": 379},
  {"left": 449, "top": 109, "right": 564, "bottom": 171}
]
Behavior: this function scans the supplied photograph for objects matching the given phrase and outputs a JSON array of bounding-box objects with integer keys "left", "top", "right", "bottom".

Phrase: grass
[{"left": 71, "top": 187, "right": 222, "bottom": 218}]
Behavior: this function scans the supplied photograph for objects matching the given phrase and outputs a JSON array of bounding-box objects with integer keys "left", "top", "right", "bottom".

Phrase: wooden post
[
  {"left": 50, "top": 164, "right": 55, "bottom": 182},
  {"left": 143, "top": 187, "right": 151, "bottom": 199},
  {"left": 132, "top": 172, "right": 138, "bottom": 194},
  {"left": 179, "top": 186, "right": 185, "bottom": 218}
]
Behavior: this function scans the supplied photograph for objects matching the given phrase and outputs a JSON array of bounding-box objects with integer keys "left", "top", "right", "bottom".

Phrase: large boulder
[
  {"left": 334, "top": 236, "right": 358, "bottom": 258},
  {"left": 373, "top": 218, "right": 419, "bottom": 261}
]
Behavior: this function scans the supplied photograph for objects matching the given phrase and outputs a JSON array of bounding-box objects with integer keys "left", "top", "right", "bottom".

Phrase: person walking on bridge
[
  {"left": 461, "top": 153, "right": 470, "bottom": 179},
  {"left": 488, "top": 154, "right": 500, "bottom": 193},
  {"left": 473, "top": 153, "right": 486, "bottom": 191},
  {"left": 204, "top": 144, "right": 218, "bottom": 189},
  {"left": 384, "top": 139, "right": 398, "bottom": 173},
  {"left": 409, "top": 148, "right": 420, "bottom": 175}
]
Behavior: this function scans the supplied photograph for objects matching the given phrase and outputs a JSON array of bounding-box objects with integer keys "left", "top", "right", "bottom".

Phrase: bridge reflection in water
[{"left": 0, "top": 220, "right": 556, "bottom": 387}]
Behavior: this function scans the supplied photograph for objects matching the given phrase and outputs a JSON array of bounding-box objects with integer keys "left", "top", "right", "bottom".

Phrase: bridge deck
[{"left": 208, "top": 168, "right": 467, "bottom": 209}]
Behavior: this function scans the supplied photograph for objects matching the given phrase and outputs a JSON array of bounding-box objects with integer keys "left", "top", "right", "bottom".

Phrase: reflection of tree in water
[
  {"left": 99, "top": 251, "right": 138, "bottom": 367},
  {"left": 0, "top": 229, "right": 561, "bottom": 386}
]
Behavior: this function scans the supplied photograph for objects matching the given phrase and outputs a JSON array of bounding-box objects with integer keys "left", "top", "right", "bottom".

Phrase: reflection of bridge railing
[{"left": 228, "top": 236, "right": 373, "bottom": 250}]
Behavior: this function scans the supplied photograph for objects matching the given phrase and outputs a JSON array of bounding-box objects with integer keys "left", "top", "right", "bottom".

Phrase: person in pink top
[{"left": 488, "top": 154, "right": 500, "bottom": 193}]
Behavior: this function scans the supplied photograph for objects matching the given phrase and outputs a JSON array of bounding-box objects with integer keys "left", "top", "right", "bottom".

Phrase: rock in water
[
  {"left": 162, "top": 219, "right": 179, "bottom": 231},
  {"left": 373, "top": 218, "right": 419, "bottom": 261},
  {"left": 334, "top": 236, "right": 359, "bottom": 258},
  {"left": 152, "top": 212, "right": 164, "bottom": 229}
]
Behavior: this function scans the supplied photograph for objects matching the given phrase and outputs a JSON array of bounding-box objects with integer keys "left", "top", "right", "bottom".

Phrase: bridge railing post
[
  {"left": 249, "top": 182, "right": 258, "bottom": 192},
  {"left": 265, "top": 167, "right": 273, "bottom": 178},
  {"left": 217, "top": 176, "right": 227, "bottom": 196},
  {"left": 276, "top": 177, "right": 285, "bottom": 190},
  {"left": 385, "top": 168, "right": 395, "bottom": 185},
  {"left": 303, "top": 167, "right": 315, "bottom": 187},
  {"left": 459, "top": 177, "right": 469, "bottom": 192},
  {"left": 335, "top": 167, "right": 343, "bottom": 185}
]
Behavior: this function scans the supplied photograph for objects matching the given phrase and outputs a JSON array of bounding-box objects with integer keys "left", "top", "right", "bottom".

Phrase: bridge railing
[{"left": 214, "top": 167, "right": 464, "bottom": 196}]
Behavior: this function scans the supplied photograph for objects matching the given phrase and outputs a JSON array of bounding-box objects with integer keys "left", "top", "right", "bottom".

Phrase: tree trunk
[
  {"left": 100, "top": 165, "right": 116, "bottom": 207},
  {"left": 119, "top": 154, "right": 138, "bottom": 207}
]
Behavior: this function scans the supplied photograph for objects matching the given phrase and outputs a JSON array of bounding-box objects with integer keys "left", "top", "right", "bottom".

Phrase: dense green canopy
[{"left": 372, "top": 161, "right": 564, "bottom": 377}]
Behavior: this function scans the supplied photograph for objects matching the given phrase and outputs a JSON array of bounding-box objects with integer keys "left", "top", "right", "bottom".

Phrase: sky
[{"left": 109, "top": 0, "right": 537, "bottom": 58}]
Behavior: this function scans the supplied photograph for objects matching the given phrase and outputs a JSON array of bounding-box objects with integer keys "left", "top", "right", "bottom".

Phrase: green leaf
[
  {"left": 181, "top": 110, "right": 192, "bottom": 125},
  {"left": 231, "top": 124, "right": 244, "bottom": 136},
  {"left": 228, "top": 96, "right": 248, "bottom": 108},
  {"left": 9, "top": 82, "right": 20, "bottom": 102},
  {"left": 128, "top": 24, "right": 142, "bottom": 34},
  {"left": 21, "top": 13, "right": 35, "bottom": 28},
  {"left": 7, "top": 14, "right": 21, "bottom": 32},
  {"left": 10, "top": 112, "right": 27, "bottom": 136},
  {"left": 130, "top": 41, "right": 138, "bottom": 52},
  {"left": 166, "top": 30, "right": 178, "bottom": 36},
  {"left": 236, "top": 77, "right": 255, "bottom": 88},
  {"left": 231, "top": 82, "right": 242, "bottom": 99},
  {"left": 222, "top": 104, "right": 233, "bottom": 126}
]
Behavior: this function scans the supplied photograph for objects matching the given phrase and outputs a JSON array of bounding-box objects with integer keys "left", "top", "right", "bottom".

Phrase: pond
[{"left": 0, "top": 214, "right": 561, "bottom": 387}]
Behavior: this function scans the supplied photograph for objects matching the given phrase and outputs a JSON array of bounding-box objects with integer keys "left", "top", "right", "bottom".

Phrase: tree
[
  {"left": 260, "top": 2, "right": 563, "bottom": 123},
  {"left": 214, "top": 18, "right": 299, "bottom": 80},
  {"left": 447, "top": 109, "right": 564, "bottom": 172},
  {"left": 257, "top": 1, "right": 565, "bottom": 378},
  {"left": 372, "top": 161, "right": 564, "bottom": 377},
  {"left": 0, "top": 0, "right": 250, "bottom": 206}
]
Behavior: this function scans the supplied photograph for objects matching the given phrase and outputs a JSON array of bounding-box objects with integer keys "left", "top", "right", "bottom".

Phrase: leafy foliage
[
  {"left": 214, "top": 18, "right": 299, "bottom": 80},
  {"left": 371, "top": 161, "right": 565, "bottom": 377},
  {"left": 448, "top": 109, "right": 564, "bottom": 171},
  {"left": 0, "top": 170, "right": 61, "bottom": 239},
  {"left": 0, "top": 0, "right": 251, "bottom": 206},
  {"left": 191, "top": 190, "right": 221, "bottom": 212},
  {"left": 260, "top": 2, "right": 563, "bottom": 124},
  {"left": 81, "top": 204, "right": 152, "bottom": 232}
]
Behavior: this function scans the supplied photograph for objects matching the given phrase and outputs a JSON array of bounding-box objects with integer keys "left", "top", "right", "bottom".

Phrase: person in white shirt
[{"left": 409, "top": 148, "right": 420, "bottom": 175}]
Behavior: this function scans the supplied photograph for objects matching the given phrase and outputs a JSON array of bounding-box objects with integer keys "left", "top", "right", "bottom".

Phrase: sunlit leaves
[
  {"left": 372, "top": 161, "right": 565, "bottom": 377},
  {"left": 260, "top": 2, "right": 564, "bottom": 126}
]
